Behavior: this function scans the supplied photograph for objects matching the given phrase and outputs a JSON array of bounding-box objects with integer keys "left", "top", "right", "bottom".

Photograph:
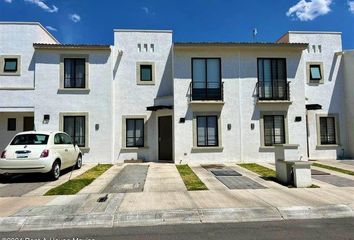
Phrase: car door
[
  {"left": 62, "top": 133, "right": 77, "bottom": 166},
  {"left": 52, "top": 133, "right": 67, "bottom": 168}
]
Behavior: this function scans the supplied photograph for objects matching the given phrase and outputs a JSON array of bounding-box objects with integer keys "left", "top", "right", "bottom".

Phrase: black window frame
[
  {"left": 191, "top": 58, "right": 222, "bottom": 100},
  {"left": 126, "top": 118, "right": 145, "bottom": 148},
  {"left": 63, "top": 58, "right": 86, "bottom": 88},
  {"left": 263, "top": 115, "right": 286, "bottom": 146},
  {"left": 63, "top": 116, "right": 86, "bottom": 147},
  {"left": 196, "top": 115, "right": 219, "bottom": 147},
  {"left": 140, "top": 64, "right": 153, "bottom": 81},
  {"left": 309, "top": 64, "right": 322, "bottom": 81},
  {"left": 257, "top": 58, "right": 288, "bottom": 100},
  {"left": 7, "top": 118, "right": 16, "bottom": 131},
  {"left": 3, "top": 58, "right": 18, "bottom": 72},
  {"left": 319, "top": 117, "right": 337, "bottom": 145}
]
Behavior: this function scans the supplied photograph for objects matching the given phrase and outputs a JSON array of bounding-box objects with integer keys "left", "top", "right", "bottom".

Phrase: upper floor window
[
  {"left": 0, "top": 55, "right": 21, "bottom": 76},
  {"left": 309, "top": 64, "right": 322, "bottom": 81},
  {"left": 140, "top": 64, "right": 152, "bottom": 81},
  {"left": 136, "top": 62, "right": 155, "bottom": 85},
  {"left": 4, "top": 58, "right": 18, "bottom": 72},
  {"left": 192, "top": 58, "right": 222, "bottom": 100},
  {"left": 64, "top": 58, "right": 86, "bottom": 88},
  {"left": 257, "top": 58, "right": 288, "bottom": 100},
  {"left": 307, "top": 62, "right": 324, "bottom": 84}
]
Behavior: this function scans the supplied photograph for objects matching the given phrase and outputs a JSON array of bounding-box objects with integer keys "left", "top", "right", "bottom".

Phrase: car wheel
[
  {"left": 50, "top": 161, "right": 61, "bottom": 181},
  {"left": 75, "top": 155, "right": 82, "bottom": 169}
]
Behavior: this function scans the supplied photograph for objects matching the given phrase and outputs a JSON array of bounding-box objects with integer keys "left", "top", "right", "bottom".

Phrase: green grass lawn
[
  {"left": 45, "top": 164, "right": 112, "bottom": 195},
  {"left": 238, "top": 163, "right": 276, "bottom": 179},
  {"left": 238, "top": 163, "right": 319, "bottom": 188},
  {"left": 313, "top": 162, "right": 354, "bottom": 176},
  {"left": 176, "top": 165, "right": 208, "bottom": 191}
]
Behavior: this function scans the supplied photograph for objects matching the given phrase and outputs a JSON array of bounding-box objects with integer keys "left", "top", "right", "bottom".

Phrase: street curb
[{"left": 0, "top": 204, "right": 353, "bottom": 232}]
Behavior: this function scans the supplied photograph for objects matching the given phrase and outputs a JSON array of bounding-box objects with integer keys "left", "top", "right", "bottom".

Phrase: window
[
  {"left": 63, "top": 116, "right": 86, "bottom": 147},
  {"left": 64, "top": 58, "right": 86, "bottom": 88},
  {"left": 257, "top": 58, "right": 287, "bottom": 100},
  {"left": 307, "top": 62, "right": 324, "bottom": 84},
  {"left": 137, "top": 62, "right": 155, "bottom": 85},
  {"left": 140, "top": 65, "right": 152, "bottom": 81},
  {"left": 7, "top": 118, "right": 16, "bottom": 131},
  {"left": 192, "top": 58, "right": 222, "bottom": 100},
  {"left": 263, "top": 115, "right": 285, "bottom": 146},
  {"left": 126, "top": 119, "right": 144, "bottom": 147},
  {"left": 320, "top": 117, "right": 336, "bottom": 145},
  {"left": 0, "top": 56, "right": 21, "bottom": 75},
  {"left": 197, "top": 116, "right": 218, "bottom": 147},
  {"left": 10, "top": 134, "right": 49, "bottom": 145},
  {"left": 309, "top": 64, "right": 322, "bottom": 81},
  {"left": 54, "top": 134, "right": 63, "bottom": 144},
  {"left": 4, "top": 58, "right": 18, "bottom": 72}
]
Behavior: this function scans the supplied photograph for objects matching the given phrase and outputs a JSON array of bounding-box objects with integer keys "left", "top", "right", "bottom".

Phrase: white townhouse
[{"left": 0, "top": 22, "right": 352, "bottom": 164}]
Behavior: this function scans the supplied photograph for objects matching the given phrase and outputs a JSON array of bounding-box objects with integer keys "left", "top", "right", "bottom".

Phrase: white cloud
[
  {"left": 24, "top": 0, "right": 58, "bottom": 13},
  {"left": 3, "top": 0, "right": 13, "bottom": 3},
  {"left": 46, "top": 25, "right": 57, "bottom": 31},
  {"left": 141, "top": 6, "right": 155, "bottom": 16},
  {"left": 286, "top": 0, "right": 332, "bottom": 21},
  {"left": 69, "top": 14, "right": 81, "bottom": 23},
  {"left": 141, "top": 6, "right": 149, "bottom": 14},
  {"left": 349, "top": 1, "right": 354, "bottom": 13}
]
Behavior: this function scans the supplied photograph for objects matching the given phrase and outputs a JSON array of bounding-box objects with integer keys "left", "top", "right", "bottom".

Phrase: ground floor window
[
  {"left": 319, "top": 117, "right": 336, "bottom": 145},
  {"left": 63, "top": 116, "right": 86, "bottom": 147},
  {"left": 7, "top": 118, "right": 16, "bottom": 131},
  {"left": 197, "top": 115, "right": 218, "bottom": 147},
  {"left": 126, "top": 119, "right": 144, "bottom": 147},
  {"left": 263, "top": 115, "right": 285, "bottom": 146}
]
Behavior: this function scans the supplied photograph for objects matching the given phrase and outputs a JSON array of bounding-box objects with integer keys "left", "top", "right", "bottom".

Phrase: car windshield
[{"left": 10, "top": 134, "right": 49, "bottom": 145}]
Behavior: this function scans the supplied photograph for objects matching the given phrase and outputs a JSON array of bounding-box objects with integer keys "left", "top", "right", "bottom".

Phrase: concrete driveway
[{"left": 0, "top": 166, "right": 88, "bottom": 197}]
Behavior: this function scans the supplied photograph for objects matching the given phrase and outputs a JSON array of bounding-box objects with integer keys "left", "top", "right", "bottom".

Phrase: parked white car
[{"left": 0, "top": 131, "right": 82, "bottom": 180}]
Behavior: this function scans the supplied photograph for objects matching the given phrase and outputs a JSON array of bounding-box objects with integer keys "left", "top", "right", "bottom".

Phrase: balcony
[
  {"left": 189, "top": 82, "right": 224, "bottom": 102},
  {"left": 256, "top": 80, "right": 290, "bottom": 103}
]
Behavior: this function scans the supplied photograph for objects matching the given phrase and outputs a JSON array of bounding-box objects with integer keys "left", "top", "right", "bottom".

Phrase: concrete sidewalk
[
  {"left": 2, "top": 161, "right": 354, "bottom": 232},
  {"left": 1, "top": 185, "right": 354, "bottom": 231}
]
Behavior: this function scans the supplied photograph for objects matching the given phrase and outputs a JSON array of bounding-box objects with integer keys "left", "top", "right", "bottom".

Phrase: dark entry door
[
  {"left": 158, "top": 116, "right": 173, "bottom": 162},
  {"left": 23, "top": 117, "right": 34, "bottom": 131}
]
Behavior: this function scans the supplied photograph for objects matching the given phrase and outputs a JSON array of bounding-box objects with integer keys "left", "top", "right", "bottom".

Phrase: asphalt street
[{"left": 1, "top": 217, "right": 353, "bottom": 240}]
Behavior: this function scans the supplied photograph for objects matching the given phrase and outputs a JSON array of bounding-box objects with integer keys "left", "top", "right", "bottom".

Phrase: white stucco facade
[{"left": 0, "top": 22, "right": 352, "bottom": 165}]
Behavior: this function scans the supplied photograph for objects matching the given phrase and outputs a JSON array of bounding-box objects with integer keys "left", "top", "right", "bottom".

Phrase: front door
[
  {"left": 23, "top": 117, "right": 34, "bottom": 131},
  {"left": 158, "top": 116, "right": 173, "bottom": 162}
]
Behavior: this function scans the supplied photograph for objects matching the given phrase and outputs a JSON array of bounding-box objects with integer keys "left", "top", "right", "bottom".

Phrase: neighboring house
[{"left": 0, "top": 22, "right": 352, "bottom": 164}]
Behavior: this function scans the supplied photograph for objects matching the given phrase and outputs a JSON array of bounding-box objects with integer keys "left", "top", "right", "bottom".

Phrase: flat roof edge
[
  {"left": 174, "top": 43, "right": 308, "bottom": 49},
  {"left": 288, "top": 31, "right": 342, "bottom": 35},
  {"left": 33, "top": 44, "right": 111, "bottom": 50},
  {"left": 114, "top": 29, "right": 172, "bottom": 33}
]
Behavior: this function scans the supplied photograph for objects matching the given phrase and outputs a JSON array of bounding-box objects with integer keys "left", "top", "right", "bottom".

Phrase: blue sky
[{"left": 0, "top": 0, "right": 353, "bottom": 49}]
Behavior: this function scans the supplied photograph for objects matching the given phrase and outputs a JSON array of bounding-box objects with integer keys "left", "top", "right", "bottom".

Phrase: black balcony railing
[
  {"left": 190, "top": 82, "right": 224, "bottom": 101},
  {"left": 257, "top": 80, "right": 290, "bottom": 101}
]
